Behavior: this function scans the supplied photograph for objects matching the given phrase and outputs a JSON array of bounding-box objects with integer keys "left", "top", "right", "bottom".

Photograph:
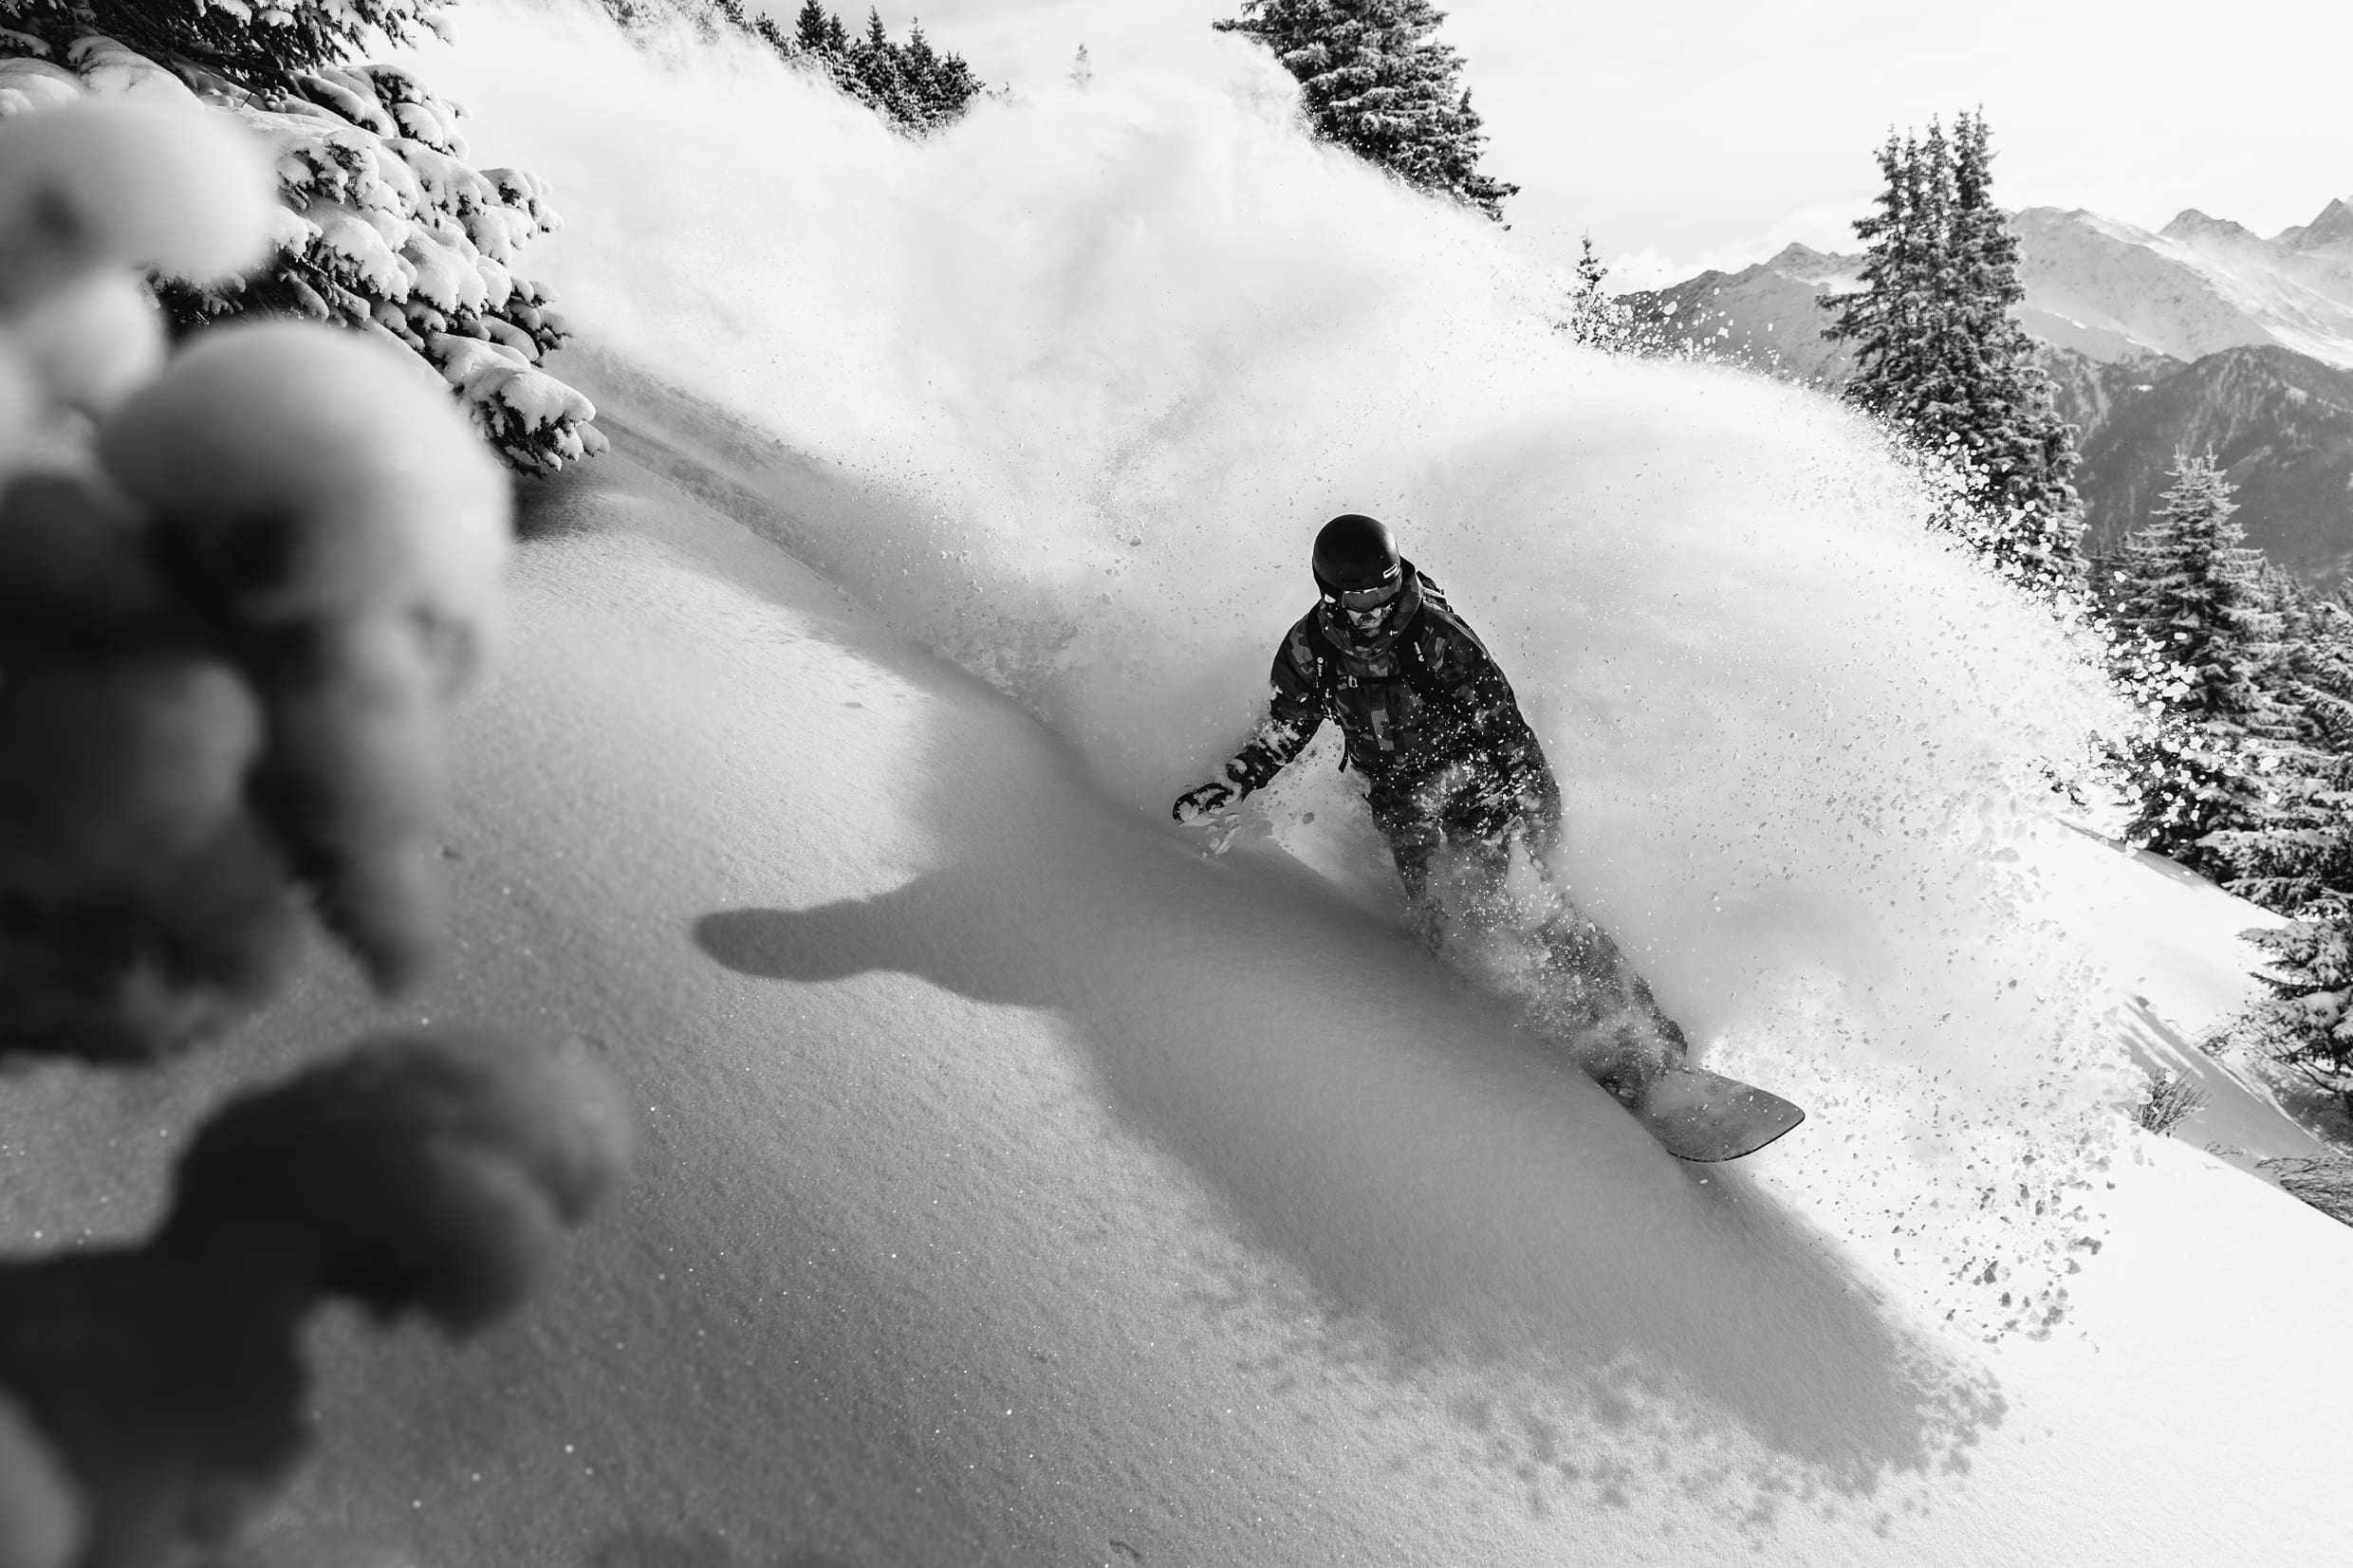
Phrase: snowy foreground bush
[
  {"left": 0, "top": 101, "right": 628, "bottom": 1567},
  {"left": 0, "top": 0, "right": 604, "bottom": 474}
]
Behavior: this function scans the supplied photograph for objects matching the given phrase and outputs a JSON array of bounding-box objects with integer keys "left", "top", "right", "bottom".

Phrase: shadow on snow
[{"left": 693, "top": 690, "right": 2003, "bottom": 1525}]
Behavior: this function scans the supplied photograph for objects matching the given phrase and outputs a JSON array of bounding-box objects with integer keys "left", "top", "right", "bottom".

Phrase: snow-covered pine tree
[
  {"left": 1946, "top": 112, "right": 2084, "bottom": 586},
  {"left": 609, "top": 3, "right": 979, "bottom": 132},
  {"left": 0, "top": 104, "right": 627, "bottom": 1557},
  {"left": 709, "top": 0, "right": 795, "bottom": 55},
  {"left": 752, "top": 3, "right": 980, "bottom": 132},
  {"left": 1213, "top": 0, "right": 1516, "bottom": 222},
  {"left": 843, "top": 9, "right": 913, "bottom": 121},
  {"left": 1555, "top": 235, "right": 1632, "bottom": 351},
  {"left": 2, "top": 0, "right": 437, "bottom": 83},
  {"left": 1823, "top": 111, "right": 2084, "bottom": 593},
  {"left": 2301, "top": 584, "right": 2353, "bottom": 746},
  {"left": 0, "top": 0, "right": 603, "bottom": 476},
  {"left": 1825, "top": 122, "right": 1945, "bottom": 427},
  {"left": 2206, "top": 575, "right": 2353, "bottom": 1123},
  {"left": 899, "top": 20, "right": 974, "bottom": 123},
  {"left": 2230, "top": 903, "right": 2353, "bottom": 1121},
  {"left": 2203, "top": 577, "right": 2353, "bottom": 911},
  {"left": 2105, "top": 453, "right": 2287, "bottom": 877}
]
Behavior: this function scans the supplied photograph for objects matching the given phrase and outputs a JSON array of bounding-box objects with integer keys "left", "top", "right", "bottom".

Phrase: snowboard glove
[{"left": 1171, "top": 780, "right": 1236, "bottom": 824}]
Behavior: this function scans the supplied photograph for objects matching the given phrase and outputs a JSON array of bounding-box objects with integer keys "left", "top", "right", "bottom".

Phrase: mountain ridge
[{"left": 1618, "top": 193, "right": 2353, "bottom": 583}]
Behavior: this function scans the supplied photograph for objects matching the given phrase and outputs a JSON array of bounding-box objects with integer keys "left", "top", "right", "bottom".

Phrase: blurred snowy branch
[
  {"left": 0, "top": 95, "right": 627, "bottom": 1568},
  {"left": 0, "top": 3, "right": 606, "bottom": 474}
]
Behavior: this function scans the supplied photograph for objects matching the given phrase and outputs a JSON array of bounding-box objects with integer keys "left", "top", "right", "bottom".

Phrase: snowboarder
[{"left": 1171, "top": 513, "right": 1693, "bottom": 1101}]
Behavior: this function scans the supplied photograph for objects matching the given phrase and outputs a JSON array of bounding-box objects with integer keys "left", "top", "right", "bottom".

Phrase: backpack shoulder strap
[
  {"left": 1284, "top": 608, "right": 1345, "bottom": 713},
  {"left": 1401, "top": 573, "right": 1460, "bottom": 676}
]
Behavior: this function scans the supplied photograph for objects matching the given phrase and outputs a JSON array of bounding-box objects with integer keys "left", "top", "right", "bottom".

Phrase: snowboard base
[{"left": 1629, "top": 1065, "right": 1806, "bottom": 1162}]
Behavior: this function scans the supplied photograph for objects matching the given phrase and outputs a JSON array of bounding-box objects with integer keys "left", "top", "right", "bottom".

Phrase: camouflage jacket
[{"left": 1222, "top": 570, "right": 1547, "bottom": 807}]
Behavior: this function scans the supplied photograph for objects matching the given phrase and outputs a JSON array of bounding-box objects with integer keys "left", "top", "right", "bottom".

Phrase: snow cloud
[
  {"left": 419, "top": 0, "right": 2144, "bottom": 1336},
  {"left": 773, "top": 1, "right": 2353, "bottom": 282}
]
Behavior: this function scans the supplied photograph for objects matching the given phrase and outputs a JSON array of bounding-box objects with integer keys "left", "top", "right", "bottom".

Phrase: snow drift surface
[
  {"left": 414, "top": 0, "right": 2145, "bottom": 1336},
  {"left": 6, "top": 7, "right": 2351, "bottom": 1566},
  {"left": 7, "top": 441, "right": 2340, "bottom": 1568}
]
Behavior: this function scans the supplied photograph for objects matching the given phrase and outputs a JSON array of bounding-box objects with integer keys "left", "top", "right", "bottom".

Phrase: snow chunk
[
  {"left": 260, "top": 200, "right": 321, "bottom": 256},
  {"left": 401, "top": 225, "right": 491, "bottom": 315},
  {"left": 6, "top": 268, "right": 163, "bottom": 415},
  {"left": 0, "top": 59, "right": 83, "bottom": 119},
  {"left": 306, "top": 198, "right": 416, "bottom": 298},
  {"left": 428, "top": 331, "right": 601, "bottom": 472},
  {"left": 355, "top": 64, "right": 468, "bottom": 157},
  {"left": 66, "top": 35, "right": 199, "bottom": 107},
  {"left": 483, "top": 166, "right": 558, "bottom": 231},
  {"left": 96, "top": 320, "right": 510, "bottom": 632},
  {"left": 395, "top": 138, "right": 495, "bottom": 222},
  {"left": 292, "top": 68, "right": 398, "bottom": 138},
  {"left": 0, "top": 99, "right": 274, "bottom": 294}
]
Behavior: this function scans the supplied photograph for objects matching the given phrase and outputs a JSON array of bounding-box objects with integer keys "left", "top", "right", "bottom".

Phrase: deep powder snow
[{"left": 409, "top": 0, "right": 2154, "bottom": 1337}]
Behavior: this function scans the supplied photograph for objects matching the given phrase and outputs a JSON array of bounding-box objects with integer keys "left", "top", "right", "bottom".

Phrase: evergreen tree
[
  {"left": 1555, "top": 234, "right": 1631, "bottom": 351},
  {"left": 2204, "top": 578, "right": 2353, "bottom": 910},
  {"left": 1213, "top": 0, "right": 1516, "bottom": 222},
  {"left": 2106, "top": 453, "right": 2286, "bottom": 876},
  {"left": 1827, "top": 122, "right": 1947, "bottom": 423},
  {"left": 768, "top": 3, "right": 982, "bottom": 133},
  {"left": 843, "top": 8, "right": 913, "bottom": 123},
  {"left": 1, "top": 0, "right": 436, "bottom": 90},
  {"left": 2305, "top": 584, "right": 2353, "bottom": 746},
  {"left": 0, "top": 105, "right": 625, "bottom": 1555},
  {"left": 2231, "top": 905, "right": 2353, "bottom": 1121},
  {"left": 2207, "top": 573, "right": 2353, "bottom": 1116},
  {"left": 711, "top": 0, "right": 794, "bottom": 54},
  {"left": 795, "top": 0, "right": 831, "bottom": 49},
  {"left": 1823, "top": 110, "right": 2084, "bottom": 592},
  {"left": 1947, "top": 113, "right": 2084, "bottom": 583},
  {"left": 1, "top": 1, "right": 602, "bottom": 474}
]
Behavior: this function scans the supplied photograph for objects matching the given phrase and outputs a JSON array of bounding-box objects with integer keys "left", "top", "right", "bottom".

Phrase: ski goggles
[{"left": 1324, "top": 576, "right": 1402, "bottom": 612}]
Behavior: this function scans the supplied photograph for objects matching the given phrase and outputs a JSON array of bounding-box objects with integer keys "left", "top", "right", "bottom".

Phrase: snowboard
[{"left": 1626, "top": 1064, "right": 1806, "bottom": 1162}]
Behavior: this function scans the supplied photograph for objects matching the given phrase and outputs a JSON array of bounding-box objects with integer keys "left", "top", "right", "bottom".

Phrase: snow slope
[
  {"left": 5, "top": 434, "right": 2341, "bottom": 1567},
  {"left": 5, "top": 4, "right": 2351, "bottom": 1564}
]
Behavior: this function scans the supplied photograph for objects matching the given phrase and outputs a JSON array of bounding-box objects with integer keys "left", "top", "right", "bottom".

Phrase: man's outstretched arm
[{"left": 1172, "top": 634, "right": 1323, "bottom": 823}]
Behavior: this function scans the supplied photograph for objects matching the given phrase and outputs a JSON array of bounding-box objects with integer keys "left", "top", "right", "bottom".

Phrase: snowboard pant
[
  {"left": 1367, "top": 751, "right": 1688, "bottom": 1101},
  {"left": 1364, "top": 748, "right": 1565, "bottom": 907}
]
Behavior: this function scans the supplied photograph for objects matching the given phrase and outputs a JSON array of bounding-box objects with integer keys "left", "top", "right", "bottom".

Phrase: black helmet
[{"left": 1312, "top": 513, "right": 1401, "bottom": 597}]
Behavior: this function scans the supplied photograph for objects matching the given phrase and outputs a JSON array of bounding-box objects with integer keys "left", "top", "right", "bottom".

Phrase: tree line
[
  {"left": 704, "top": 1, "right": 984, "bottom": 133},
  {"left": 1214, "top": 0, "right": 1515, "bottom": 222},
  {"left": 1805, "top": 111, "right": 2353, "bottom": 1124}
]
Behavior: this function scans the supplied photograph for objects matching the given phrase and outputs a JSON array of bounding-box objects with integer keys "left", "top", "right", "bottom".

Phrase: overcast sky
[{"left": 833, "top": 1, "right": 2353, "bottom": 287}]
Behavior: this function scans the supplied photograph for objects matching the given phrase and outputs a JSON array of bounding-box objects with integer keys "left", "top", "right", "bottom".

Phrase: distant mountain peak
[
  {"left": 2280, "top": 195, "right": 2353, "bottom": 253},
  {"left": 2014, "top": 206, "right": 2158, "bottom": 247},
  {"left": 2162, "top": 208, "right": 2256, "bottom": 245},
  {"left": 1762, "top": 241, "right": 1861, "bottom": 288},
  {"left": 1614, "top": 194, "right": 2353, "bottom": 587}
]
